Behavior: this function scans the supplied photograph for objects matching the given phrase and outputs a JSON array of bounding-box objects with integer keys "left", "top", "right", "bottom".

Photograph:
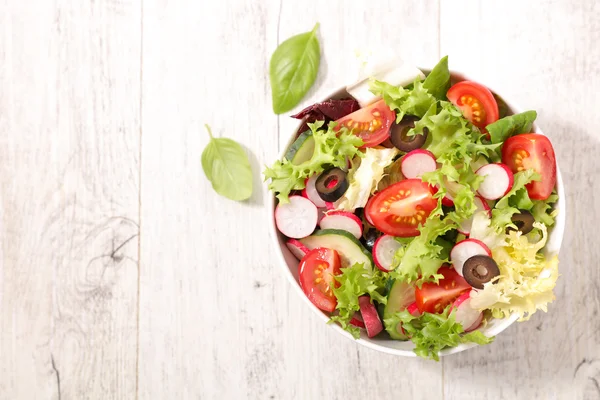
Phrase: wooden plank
[
  {"left": 139, "top": 0, "right": 442, "bottom": 399},
  {"left": 0, "top": 1, "right": 141, "bottom": 399},
  {"left": 440, "top": 1, "right": 600, "bottom": 399},
  {"left": 138, "top": 0, "right": 281, "bottom": 398}
]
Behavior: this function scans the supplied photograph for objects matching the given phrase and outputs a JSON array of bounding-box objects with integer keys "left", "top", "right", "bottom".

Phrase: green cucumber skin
[
  {"left": 301, "top": 229, "right": 373, "bottom": 269},
  {"left": 285, "top": 130, "right": 315, "bottom": 165},
  {"left": 383, "top": 280, "right": 415, "bottom": 341}
]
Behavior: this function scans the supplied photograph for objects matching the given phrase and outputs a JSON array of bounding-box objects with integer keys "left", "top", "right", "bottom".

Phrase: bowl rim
[{"left": 268, "top": 68, "right": 566, "bottom": 357}]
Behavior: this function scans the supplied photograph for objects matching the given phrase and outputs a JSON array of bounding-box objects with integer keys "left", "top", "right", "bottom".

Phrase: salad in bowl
[{"left": 264, "top": 57, "right": 564, "bottom": 360}]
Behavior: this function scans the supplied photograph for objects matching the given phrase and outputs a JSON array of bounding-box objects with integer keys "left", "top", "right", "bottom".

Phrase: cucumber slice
[
  {"left": 285, "top": 130, "right": 315, "bottom": 165},
  {"left": 383, "top": 280, "right": 416, "bottom": 340},
  {"left": 300, "top": 229, "right": 373, "bottom": 269}
]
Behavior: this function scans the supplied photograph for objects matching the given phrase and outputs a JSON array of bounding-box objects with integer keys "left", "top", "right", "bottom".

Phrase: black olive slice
[
  {"left": 361, "top": 228, "right": 380, "bottom": 252},
  {"left": 315, "top": 168, "right": 348, "bottom": 202},
  {"left": 389, "top": 116, "right": 428, "bottom": 152},
  {"left": 462, "top": 255, "right": 500, "bottom": 289},
  {"left": 506, "top": 211, "right": 535, "bottom": 235}
]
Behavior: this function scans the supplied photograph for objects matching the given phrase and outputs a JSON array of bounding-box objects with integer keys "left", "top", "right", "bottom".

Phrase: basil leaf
[
  {"left": 201, "top": 124, "right": 253, "bottom": 201},
  {"left": 423, "top": 56, "right": 450, "bottom": 100},
  {"left": 270, "top": 23, "right": 320, "bottom": 114},
  {"left": 486, "top": 110, "right": 537, "bottom": 144}
]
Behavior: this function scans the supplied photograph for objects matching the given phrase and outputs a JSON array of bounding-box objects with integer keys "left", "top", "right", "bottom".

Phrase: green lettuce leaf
[
  {"left": 423, "top": 56, "right": 451, "bottom": 100},
  {"left": 390, "top": 218, "right": 457, "bottom": 285},
  {"left": 263, "top": 121, "right": 363, "bottom": 202},
  {"left": 486, "top": 110, "right": 537, "bottom": 144},
  {"left": 491, "top": 169, "right": 540, "bottom": 233},
  {"left": 531, "top": 193, "right": 559, "bottom": 227},
  {"left": 330, "top": 262, "right": 389, "bottom": 339},
  {"left": 393, "top": 306, "right": 494, "bottom": 360},
  {"left": 369, "top": 78, "right": 436, "bottom": 122}
]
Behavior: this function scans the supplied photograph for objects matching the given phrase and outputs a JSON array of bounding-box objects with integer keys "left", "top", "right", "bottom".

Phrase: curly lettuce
[
  {"left": 334, "top": 147, "right": 399, "bottom": 211},
  {"left": 390, "top": 217, "right": 457, "bottom": 285},
  {"left": 470, "top": 222, "right": 559, "bottom": 320},
  {"left": 369, "top": 78, "right": 436, "bottom": 122},
  {"left": 391, "top": 306, "right": 493, "bottom": 360},
  {"left": 490, "top": 169, "right": 540, "bottom": 233},
  {"left": 330, "top": 262, "right": 389, "bottom": 339},
  {"left": 263, "top": 120, "right": 363, "bottom": 202}
]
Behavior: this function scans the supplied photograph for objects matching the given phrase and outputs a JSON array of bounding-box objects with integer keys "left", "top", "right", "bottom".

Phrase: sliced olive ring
[
  {"left": 361, "top": 228, "right": 380, "bottom": 252},
  {"left": 506, "top": 210, "right": 535, "bottom": 235},
  {"left": 315, "top": 167, "right": 349, "bottom": 202},
  {"left": 389, "top": 116, "right": 428, "bottom": 152},
  {"left": 463, "top": 255, "right": 500, "bottom": 290}
]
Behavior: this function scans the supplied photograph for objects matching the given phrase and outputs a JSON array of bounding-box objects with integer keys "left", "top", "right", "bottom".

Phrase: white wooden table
[{"left": 1, "top": 0, "right": 599, "bottom": 399}]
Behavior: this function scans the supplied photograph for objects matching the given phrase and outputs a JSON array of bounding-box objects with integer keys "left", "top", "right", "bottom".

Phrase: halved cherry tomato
[
  {"left": 502, "top": 133, "right": 557, "bottom": 200},
  {"left": 335, "top": 99, "right": 395, "bottom": 147},
  {"left": 298, "top": 248, "right": 341, "bottom": 312},
  {"left": 415, "top": 267, "right": 471, "bottom": 314},
  {"left": 447, "top": 81, "right": 499, "bottom": 129},
  {"left": 365, "top": 179, "right": 437, "bottom": 237}
]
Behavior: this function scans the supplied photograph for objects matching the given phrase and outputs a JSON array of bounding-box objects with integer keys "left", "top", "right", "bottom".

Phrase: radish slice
[
  {"left": 465, "top": 312, "right": 484, "bottom": 332},
  {"left": 476, "top": 163, "right": 514, "bottom": 200},
  {"left": 400, "top": 302, "right": 422, "bottom": 336},
  {"left": 401, "top": 149, "right": 437, "bottom": 179},
  {"left": 442, "top": 192, "right": 455, "bottom": 207},
  {"left": 286, "top": 239, "right": 310, "bottom": 260},
  {"left": 452, "top": 292, "right": 483, "bottom": 332},
  {"left": 358, "top": 296, "right": 383, "bottom": 338},
  {"left": 406, "top": 302, "right": 422, "bottom": 317},
  {"left": 350, "top": 313, "right": 366, "bottom": 329},
  {"left": 450, "top": 239, "right": 492, "bottom": 276},
  {"left": 319, "top": 211, "right": 363, "bottom": 239},
  {"left": 373, "top": 235, "right": 402, "bottom": 272},
  {"left": 458, "top": 196, "right": 492, "bottom": 235},
  {"left": 302, "top": 175, "right": 328, "bottom": 208},
  {"left": 275, "top": 196, "right": 318, "bottom": 239}
]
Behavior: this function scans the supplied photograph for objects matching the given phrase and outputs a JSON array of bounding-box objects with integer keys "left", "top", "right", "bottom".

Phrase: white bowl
[{"left": 269, "top": 70, "right": 566, "bottom": 357}]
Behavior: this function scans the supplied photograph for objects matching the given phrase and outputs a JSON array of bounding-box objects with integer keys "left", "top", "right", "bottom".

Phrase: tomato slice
[
  {"left": 502, "top": 133, "right": 557, "bottom": 200},
  {"left": 298, "top": 248, "right": 341, "bottom": 313},
  {"left": 365, "top": 179, "right": 437, "bottom": 237},
  {"left": 415, "top": 267, "right": 471, "bottom": 314},
  {"left": 335, "top": 99, "right": 395, "bottom": 147},
  {"left": 447, "top": 81, "right": 499, "bottom": 129}
]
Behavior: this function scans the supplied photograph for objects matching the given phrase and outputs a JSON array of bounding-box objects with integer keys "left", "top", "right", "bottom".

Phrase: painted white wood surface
[{"left": 1, "top": 0, "right": 599, "bottom": 399}]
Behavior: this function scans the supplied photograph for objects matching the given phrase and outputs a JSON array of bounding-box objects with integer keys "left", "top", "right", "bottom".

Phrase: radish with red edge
[
  {"left": 275, "top": 195, "right": 318, "bottom": 239},
  {"left": 349, "top": 313, "right": 365, "bottom": 329},
  {"left": 406, "top": 302, "right": 422, "bottom": 317},
  {"left": 450, "top": 238, "right": 492, "bottom": 276},
  {"left": 400, "top": 302, "right": 422, "bottom": 336},
  {"left": 401, "top": 149, "right": 437, "bottom": 179},
  {"left": 358, "top": 295, "right": 383, "bottom": 338},
  {"left": 465, "top": 312, "right": 484, "bottom": 332},
  {"left": 451, "top": 292, "right": 483, "bottom": 332},
  {"left": 373, "top": 235, "right": 403, "bottom": 272},
  {"left": 319, "top": 211, "right": 363, "bottom": 239},
  {"left": 285, "top": 239, "right": 310, "bottom": 260},
  {"left": 458, "top": 195, "right": 491, "bottom": 235},
  {"left": 302, "top": 175, "right": 328, "bottom": 208},
  {"left": 476, "top": 163, "right": 514, "bottom": 200}
]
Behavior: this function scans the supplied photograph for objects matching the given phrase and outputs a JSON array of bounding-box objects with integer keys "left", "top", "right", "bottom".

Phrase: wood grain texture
[
  {"left": 440, "top": 1, "right": 600, "bottom": 399},
  {"left": 2, "top": 0, "right": 600, "bottom": 399},
  {"left": 139, "top": 1, "right": 443, "bottom": 399},
  {"left": 0, "top": 0, "right": 141, "bottom": 399}
]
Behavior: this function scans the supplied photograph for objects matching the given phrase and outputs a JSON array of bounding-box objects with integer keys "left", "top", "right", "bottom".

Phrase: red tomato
[
  {"left": 415, "top": 267, "right": 471, "bottom": 314},
  {"left": 502, "top": 133, "right": 557, "bottom": 200},
  {"left": 447, "top": 81, "right": 499, "bottom": 129},
  {"left": 365, "top": 179, "right": 437, "bottom": 237},
  {"left": 298, "top": 248, "right": 341, "bottom": 313},
  {"left": 336, "top": 99, "right": 395, "bottom": 147}
]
